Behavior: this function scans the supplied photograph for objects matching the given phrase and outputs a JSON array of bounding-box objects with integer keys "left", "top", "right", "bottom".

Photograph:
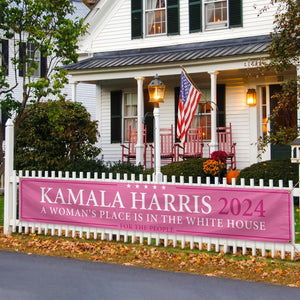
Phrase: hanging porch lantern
[
  {"left": 148, "top": 74, "right": 165, "bottom": 104},
  {"left": 246, "top": 88, "right": 257, "bottom": 106}
]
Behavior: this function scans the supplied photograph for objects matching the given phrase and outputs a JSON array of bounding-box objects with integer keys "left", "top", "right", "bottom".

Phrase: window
[
  {"left": 146, "top": 0, "right": 166, "bottom": 36},
  {"left": 27, "top": 42, "right": 41, "bottom": 77},
  {"left": 204, "top": 0, "right": 227, "bottom": 30},
  {"left": 123, "top": 93, "right": 138, "bottom": 141},
  {"left": 175, "top": 85, "right": 225, "bottom": 141},
  {"left": 190, "top": 89, "right": 212, "bottom": 139},
  {"left": 110, "top": 90, "right": 153, "bottom": 143},
  {"left": 189, "top": 0, "right": 242, "bottom": 33},
  {"left": 131, "top": 0, "right": 179, "bottom": 39},
  {"left": 0, "top": 39, "right": 9, "bottom": 75},
  {"left": 19, "top": 42, "right": 47, "bottom": 78}
]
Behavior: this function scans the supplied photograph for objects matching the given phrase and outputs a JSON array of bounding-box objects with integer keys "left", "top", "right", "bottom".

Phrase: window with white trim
[
  {"left": 123, "top": 93, "right": 138, "bottom": 141},
  {"left": 177, "top": 85, "right": 225, "bottom": 141},
  {"left": 131, "top": 0, "right": 179, "bottom": 39},
  {"left": 27, "top": 42, "right": 41, "bottom": 77},
  {"left": 189, "top": 0, "right": 242, "bottom": 33},
  {"left": 204, "top": 0, "right": 228, "bottom": 30},
  {"left": 145, "top": 0, "right": 166, "bottom": 36},
  {"left": 0, "top": 39, "right": 9, "bottom": 75},
  {"left": 190, "top": 89, "right": 212, "bottom": 139}
]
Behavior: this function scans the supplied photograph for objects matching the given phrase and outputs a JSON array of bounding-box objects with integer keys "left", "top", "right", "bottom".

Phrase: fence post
[{"left": 4, "top": 119, "right": 14, "bottom": 234}]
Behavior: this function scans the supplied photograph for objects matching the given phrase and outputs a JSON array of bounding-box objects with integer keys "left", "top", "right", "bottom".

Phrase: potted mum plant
[{"left": 203, "top": 151, "right": 227, "bottom": 182}]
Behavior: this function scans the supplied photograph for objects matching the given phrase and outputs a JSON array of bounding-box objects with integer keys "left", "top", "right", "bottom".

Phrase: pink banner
[{"left": 19, "top": 178, "right": 293, "bottom": 243}]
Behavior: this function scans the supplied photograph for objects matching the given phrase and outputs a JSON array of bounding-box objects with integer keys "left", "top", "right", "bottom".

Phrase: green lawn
[{"left": 0, "top": 194, "right": 299, "bottom": 242}]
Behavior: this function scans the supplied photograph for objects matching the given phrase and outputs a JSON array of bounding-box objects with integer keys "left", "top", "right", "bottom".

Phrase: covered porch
[{"left": 64, "top": 35, "right": 298, "bottom": 170}]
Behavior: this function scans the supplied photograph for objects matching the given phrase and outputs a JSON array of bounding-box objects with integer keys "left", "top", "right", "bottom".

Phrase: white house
[{"left": 5, "top": 0, "right": 298, "bottom": 171}]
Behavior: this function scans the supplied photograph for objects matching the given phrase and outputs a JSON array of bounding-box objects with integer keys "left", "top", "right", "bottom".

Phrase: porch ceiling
[{"left": 64, "top": 35, "right": 271, "bottom": 73}]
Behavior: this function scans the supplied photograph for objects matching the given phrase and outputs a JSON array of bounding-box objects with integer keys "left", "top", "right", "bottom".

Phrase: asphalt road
[{"left": 0, "top": 250, "right": 299, "bottom": 300}]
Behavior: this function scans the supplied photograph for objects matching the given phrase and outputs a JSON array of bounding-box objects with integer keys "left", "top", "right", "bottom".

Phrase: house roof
[
  {"left": 64, "top": 35, "right": 271, "bottom": 71},
  {"left": 68, "top": 0, "right": 90, "bottom": 21}
]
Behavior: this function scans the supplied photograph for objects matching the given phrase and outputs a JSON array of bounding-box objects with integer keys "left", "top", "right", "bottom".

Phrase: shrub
[
  {"left": 15, "top": 100, "right": 101, "bottom": 172},
  {"left": 106, "top": 161, "right": 144, "bottom": 179},
  {"left": 66, "top": 158, "right": 108, "bottom": 177},
  {"left": 237, "top": 158, "right": 298, "bottom": 187},
  {"left": 160, "top": 158, "right": 209, "bottom": 183}
]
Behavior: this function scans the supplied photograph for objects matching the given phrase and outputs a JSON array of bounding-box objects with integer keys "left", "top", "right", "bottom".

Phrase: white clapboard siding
[{"left": 80, "top": 0, "right": 278, "bottom": 54}]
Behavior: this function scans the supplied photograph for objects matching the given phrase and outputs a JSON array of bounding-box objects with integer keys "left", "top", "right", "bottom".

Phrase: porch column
[
  {"left": 209, "top": 71, "right": 219, "bottom": 153},
  {"left": 70, "top": 81, "right": 78, "bottom": 102},
  {"left": 95, "top": 81, "right": 103, "bottom": 152},
  {"left": 135, "top": 77, "right": 145, "bottom": 166}
]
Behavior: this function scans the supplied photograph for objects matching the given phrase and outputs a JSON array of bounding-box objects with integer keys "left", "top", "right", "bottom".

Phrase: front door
[{"left": 270, "top": 84, "right": 294, "bottom": 159}]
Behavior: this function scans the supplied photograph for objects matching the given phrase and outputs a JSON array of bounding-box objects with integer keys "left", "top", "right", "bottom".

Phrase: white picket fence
[{"left": 3, "top": 119, "right": 300, "bottom": 260}]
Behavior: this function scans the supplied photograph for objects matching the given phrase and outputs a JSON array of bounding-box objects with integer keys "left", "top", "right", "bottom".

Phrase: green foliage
[
  {"left": 268, "top": 0, "right": 300, "bottom": 71},
  {"left": 256, "top": 1, "right": 300, "bottom": 153},
  {"left": 105, "top": 161, "right": 144, "bottom": 179},
  {"left": 160, "top": 158, "right": 209, "bottom": 183},
  {"left": 237, "top": 158, "right": 298, "bottom": 187},
  {"left": 0, "top": 0, "right": 87, "bottom": 119},
  {"left": 66, "top": 158, "right": 108, "bottom": 177},
  {"left": 0, "top": 0, "right": 87, "bottom": 176},
  {"left": 257, "top": 80, "right": 299, "bottom": 154},
  {"left": 15, "top": 100, "right": 101, "bottom": 172}
]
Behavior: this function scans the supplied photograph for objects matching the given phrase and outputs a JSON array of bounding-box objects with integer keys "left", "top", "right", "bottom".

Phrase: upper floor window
[
  {"left": 146, "top": 0, "right": 166, "bottom": 36},
  {"left": 27, "top": 42, "right": 41, "bottom": 78},
  {"left": 131, "top": 0, "right": 179, "bottom": 39},
  {"left": 19, "top": 42, "right": 47, "bottom": 78},
  {"left": 0, "top": 39, "right": 9, "bottom": 75},
  {"left": 189, "top": 0, "right": 242, "bottom": 33},
  {"left": 204, "top": 0, "right": 228, "bottom": 30}
]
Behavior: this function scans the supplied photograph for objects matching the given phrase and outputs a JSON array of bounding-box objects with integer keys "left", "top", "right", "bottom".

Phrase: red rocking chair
[
  {"left": 209, "top": 123, "right": 236, "bottom": 169},
  {"left": 121, "top": 125, "right": 147, "bottom": 166},
  {"left": 177, "top": 127, "right": 204, "bottom": 160},
  {"left": 150, "top": 125, "right": 176, "bottom": 168}
]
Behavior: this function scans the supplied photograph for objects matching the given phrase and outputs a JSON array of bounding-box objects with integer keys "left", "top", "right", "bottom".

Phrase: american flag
[{"left": 177, "top": 71, "right": 202, "bottom": 142}]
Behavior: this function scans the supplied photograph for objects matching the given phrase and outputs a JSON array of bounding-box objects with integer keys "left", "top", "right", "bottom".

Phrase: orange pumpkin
[{"left": 226, "top": 169, "right": 239, "bottom": 185}]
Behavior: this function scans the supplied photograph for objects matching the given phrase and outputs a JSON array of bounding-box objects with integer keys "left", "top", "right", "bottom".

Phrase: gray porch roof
[{"left": 65, "top": 35, "right": 271, "bottom": 71}]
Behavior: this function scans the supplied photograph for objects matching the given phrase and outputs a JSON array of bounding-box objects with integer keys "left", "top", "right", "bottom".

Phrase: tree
[
  {"left": 268, "top": 0, "right": 300, "bottom": 71},
  {"left": 15, "top": 100, "right": 101, "bottom": 172},
  {"left": 258, "top": 0, "right": 300, "bottom": 153},
  {"left": 0, "top": 0, "right": 87, "bottom": 173}
]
